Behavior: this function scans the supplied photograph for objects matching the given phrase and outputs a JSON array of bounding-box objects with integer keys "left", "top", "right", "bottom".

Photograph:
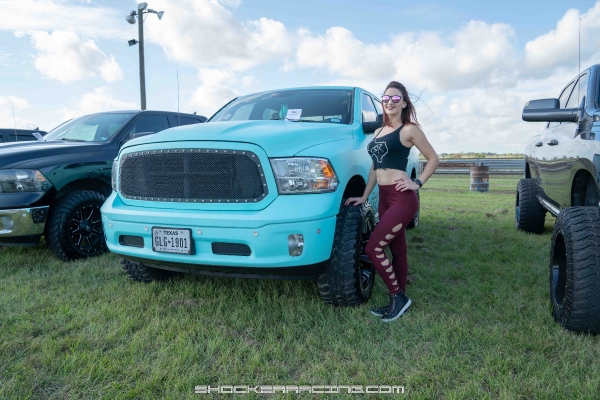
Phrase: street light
[{"left": 126, "top": 2, "right": 164, "bottom": 110}]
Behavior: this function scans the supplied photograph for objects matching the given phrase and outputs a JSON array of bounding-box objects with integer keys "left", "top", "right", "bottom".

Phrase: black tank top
[{"left": 367, "top": 126, "right": 411, "bottom": 171}]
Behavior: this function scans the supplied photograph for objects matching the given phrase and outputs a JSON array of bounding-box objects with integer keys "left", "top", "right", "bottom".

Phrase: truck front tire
[
  {"left": 516, "top": 179, "right": 546, "bottom": 234},
  {"left": 46, "top": 190, "right": 108, "bottom": 261},
  {"left": 120, "top": 258, "right": 174, "bottom": 282},
  {"left": 550, "top": 207, "right": 600, "bottom": 334},
  {"left": 318, "top": 201, "right": 376, "bottom": 306}
]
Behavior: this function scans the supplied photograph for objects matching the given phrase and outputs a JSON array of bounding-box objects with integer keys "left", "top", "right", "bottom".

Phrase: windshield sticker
[
  {"left": 285, "top": 109, "right": 302, "bottom": 121},
  {"left": 330, "top": 118, "right": 341, "bottom": 123}
]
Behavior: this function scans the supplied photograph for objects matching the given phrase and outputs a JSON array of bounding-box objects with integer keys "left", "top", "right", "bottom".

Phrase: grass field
[{"left": 2, "top": 175, "right": 600, "bottom": 399}]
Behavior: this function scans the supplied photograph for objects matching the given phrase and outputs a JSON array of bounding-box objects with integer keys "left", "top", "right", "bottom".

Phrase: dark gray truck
[
  {"left": 0, "top": 128, "right": 47, "bottom": 142},
  {"left": 518, "top": 63, "right": 600, "bottom": 334},
  {"left": 0, "top": 110, "right": 205, "bottom": 261}
]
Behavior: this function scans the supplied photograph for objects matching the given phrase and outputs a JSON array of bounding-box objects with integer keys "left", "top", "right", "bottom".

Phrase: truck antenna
[
  {"left": 578, "top": 17, "right": 581, "bottom": 102},
  {"left": 177, "top": 68, "right": 180, "bottom": 126},
  {"left": 11, "top": 99, "right": 17, "bottom": 142}
]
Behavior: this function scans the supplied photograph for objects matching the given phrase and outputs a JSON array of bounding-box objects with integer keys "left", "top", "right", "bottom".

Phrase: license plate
[{"left": 152, "top": 227, "right": 194, "bottom": 255}]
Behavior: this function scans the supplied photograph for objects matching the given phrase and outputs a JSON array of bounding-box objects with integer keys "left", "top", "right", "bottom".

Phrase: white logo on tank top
[{"left": 369, "top": 141, "right": 388, "bottom": 164}]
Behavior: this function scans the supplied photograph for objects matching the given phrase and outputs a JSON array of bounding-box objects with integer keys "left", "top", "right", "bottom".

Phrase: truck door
[{"left": 542, "top": 73, "right": 589, "bottom": 208}]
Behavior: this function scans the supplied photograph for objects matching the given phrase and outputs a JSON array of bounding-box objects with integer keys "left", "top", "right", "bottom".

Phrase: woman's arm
[
  {"left": 345, "top": 163, "right": 377, "bottom": 206},
  {"left": 395, "top": 124, "right": 439, "bottom": 192}
]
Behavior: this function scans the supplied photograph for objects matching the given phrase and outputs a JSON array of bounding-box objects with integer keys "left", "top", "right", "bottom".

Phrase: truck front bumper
[
  {"left": 0, "top": 206, "right": 49, "bottom": 246},
  {"left": 101, "top": 193, "right": 338, "bottom": 273}
]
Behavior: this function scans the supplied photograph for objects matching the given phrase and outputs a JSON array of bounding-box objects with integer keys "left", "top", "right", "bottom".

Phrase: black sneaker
[
  {"left": 370, "top": 303, "right": 390, "bottom": 317},
  {"left": 381, "top": 291, "right": 411, "bottom": 322}
]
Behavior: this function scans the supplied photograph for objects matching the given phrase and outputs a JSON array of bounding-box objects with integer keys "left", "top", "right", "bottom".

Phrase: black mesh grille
[
  {"left": 212, "top": 242, "right": 252, "bottom": 256},
  {"left": 119, "top": 149, "right": 267, "bottom": 202},
  {"left": 119, "top": 235, "right": 144, "bottom": 248}
]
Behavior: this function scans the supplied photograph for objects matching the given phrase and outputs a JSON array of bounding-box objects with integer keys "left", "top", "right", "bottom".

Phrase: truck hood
[
  {"left": 122, "top": 120, "right": 354, "bottom": 156},
  {"left": 0, "top": 140, "right": 101, "bottom": 168}
]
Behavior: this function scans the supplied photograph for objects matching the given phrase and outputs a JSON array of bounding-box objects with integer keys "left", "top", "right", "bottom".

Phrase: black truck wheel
[
  {"left": 407, "top": 189, "right": 420, "bottom": 230},
  {"left": 120, "top": 258, "right": 173, "bottom": 283},
  {"left": 317, "top": 201, "right": 376, "bottom": 306},
  {"left": 516, "top": 179, "right": 546, "bottom": 234},
  {"left": 46, "top": 190, "right": 108, "bottom": 261},
  {"left": 550, "top": 207, "right": 600, "bottom": 334}
]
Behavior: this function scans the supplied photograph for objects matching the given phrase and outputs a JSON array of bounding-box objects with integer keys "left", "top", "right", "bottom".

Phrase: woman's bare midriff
[{"left": 376, "top": 168, "right": 409, "bottom": 186}]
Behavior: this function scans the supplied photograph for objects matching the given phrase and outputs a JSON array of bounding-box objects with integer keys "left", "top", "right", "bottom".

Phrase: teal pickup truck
[{"left": 102, "top": 87, "right": 420, "bottom": 305}]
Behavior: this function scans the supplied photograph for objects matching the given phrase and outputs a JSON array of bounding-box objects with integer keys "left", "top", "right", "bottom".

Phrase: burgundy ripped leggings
[{"left": 365, "top": 185, "right": 419, "bottom": 295}]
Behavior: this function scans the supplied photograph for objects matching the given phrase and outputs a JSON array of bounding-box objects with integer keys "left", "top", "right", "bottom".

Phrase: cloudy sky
[{"left": 1, "top": 0, "right": 599, "bottom": 153}]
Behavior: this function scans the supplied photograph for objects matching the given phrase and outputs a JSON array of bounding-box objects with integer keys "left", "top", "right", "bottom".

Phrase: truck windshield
[
  {"left": 209, "top": 89, "right": 353, "bottom": 124},
  {"left": 44, "top": 113, "right": 134, "bottom": 142}
]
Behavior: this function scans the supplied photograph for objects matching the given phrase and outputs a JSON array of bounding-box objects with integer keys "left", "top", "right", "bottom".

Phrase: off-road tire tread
[
  {"left": 120, "top": 258, "right": 173, "bottom": 283},
  {"left": 46, "top": 190, "right": 107, "bottom": 261},
  {"left": 551, "top": 207, "right": 600, "bottom": 334},
  {"left": 317, "top": 202, "right": 375, "bottom": 306},
  {"left": 407, "top": 189, "right": 419, "bottom": 229},
  {"left": 516, "top": 179, "right": 546, "bottom": 234}
]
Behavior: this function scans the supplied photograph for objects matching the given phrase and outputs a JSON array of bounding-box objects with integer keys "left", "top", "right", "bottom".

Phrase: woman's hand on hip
[
  {"left": 345, "top": 196, "right": 367, "bottom": 206},
  {"left": 395, "top": 178, "right": 419, "bottom": 192}
]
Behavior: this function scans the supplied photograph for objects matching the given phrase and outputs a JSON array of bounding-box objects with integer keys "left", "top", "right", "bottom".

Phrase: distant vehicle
[
  {"left": 0, "top": 110, "right": 207, "bottom": 261},
  {"left": 519, "top": 63, "right": 600, "bottom": 334},
  {"left": 0, "top": 128, "right": 47, "bottom": 143},
  {"left": 102, "top": 87, "right": 421, "bottom": 306}
]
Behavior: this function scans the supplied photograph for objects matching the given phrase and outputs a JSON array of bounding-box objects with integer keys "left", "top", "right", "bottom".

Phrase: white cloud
[
  {"left": 525, "top": 2, "right": 600, "bottom": 75},
  {"left": 295, "top": 20, "right": 517, "bottom": 92},
  {"left": 188, "top": 69, "right": 241, "bottom": 117},
  {"left": 0, "top": 0, "right": 131, "bottom": 40},
  {"left": 23, "top": 30, "right": 123, "bottom": 83},
  {"left": 61, "top": 87, "right": 136, "bottom": 120},
  {"left": 0, "top": 94, "right": 37, "bottom": 129},
  {"left": 144, "top": 0, "right": 292, "bottom": 71}
]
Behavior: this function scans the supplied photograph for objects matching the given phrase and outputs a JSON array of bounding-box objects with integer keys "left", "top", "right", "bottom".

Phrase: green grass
[{"left": 2, "top": 175, "right": 600, "bottom": 399}]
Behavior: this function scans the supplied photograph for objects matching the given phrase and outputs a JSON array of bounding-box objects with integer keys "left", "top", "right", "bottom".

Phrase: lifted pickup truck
[
  {"left": 519, "top": 63, "right": 600, "bottom": 333},
  {"left": 102, "top": 87, "right": 421, "bottom": 305},
  {"left": 0, "top": 110, "right": 206, "bottom": 261}
]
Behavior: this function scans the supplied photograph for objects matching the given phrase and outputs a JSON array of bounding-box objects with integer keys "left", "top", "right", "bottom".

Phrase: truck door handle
[
  {"left": 547, "top": 139, "right": 559, "bottom": 146},
  {"left": 535, "top": 141, "right": 543, "bottom": 147}
]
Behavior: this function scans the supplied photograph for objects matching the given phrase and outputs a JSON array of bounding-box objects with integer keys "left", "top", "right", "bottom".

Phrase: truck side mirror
[
  {"left": 363, "top": 114, "right": 382, "bottom": 134},
  {"left": 522, "top": 98, "right": 578, "bottom": 123}
]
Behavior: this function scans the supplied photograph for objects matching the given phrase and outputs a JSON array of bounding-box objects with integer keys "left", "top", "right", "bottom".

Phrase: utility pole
[
  {"left": 126, "top": 3, "right": 164, "bottom": 111},
  {"left": 138, "top": 3, "right": 146, "bottom": 110}
]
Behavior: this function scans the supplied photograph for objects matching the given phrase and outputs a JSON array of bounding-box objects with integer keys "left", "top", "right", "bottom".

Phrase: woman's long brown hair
[{"left": 382, "top": 81, "right": 420, "bottom": 128}]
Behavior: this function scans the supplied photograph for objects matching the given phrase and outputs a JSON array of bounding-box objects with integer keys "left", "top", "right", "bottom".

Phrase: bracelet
[{"left": 412, "top": 178, "right": 423, "bottom": 188}]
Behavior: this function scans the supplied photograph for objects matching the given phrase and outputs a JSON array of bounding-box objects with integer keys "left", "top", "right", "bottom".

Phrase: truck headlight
[
  {"left": 0, "top": 169, "right": 52, "bottom": 193},
  {"left": 270, "top": 158, "right": 338, "bottom": 194},
  {"left": 111, "top": 159, "right": 118, "bottom": 192}
]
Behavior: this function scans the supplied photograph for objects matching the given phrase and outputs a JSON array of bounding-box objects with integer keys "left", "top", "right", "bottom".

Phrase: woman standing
[{"left": 345, "top": 81, "right": 439, "bottom": 322}]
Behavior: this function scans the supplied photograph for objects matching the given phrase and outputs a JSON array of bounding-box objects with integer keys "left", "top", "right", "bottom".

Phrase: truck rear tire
[
  {"left": 46, "top": 190, "right": 108, "bottom": 261},
  {"left": 516, "top": 179, "right": 546, "bottom": 234},
  {"left": 318, "top": 201, "right": 376, "bottom": 306},
  {"left": 550, "top": 207, "right": 600, "bottom": 334},
  {"left": 407, "top": 189, "right": 420, "bottom": 230},
  {"left": 120, "top": 258, "right": 174, "bottom": 283}
]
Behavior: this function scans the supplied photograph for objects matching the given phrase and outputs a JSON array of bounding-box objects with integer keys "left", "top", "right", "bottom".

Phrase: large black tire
[
  {"left": 46, "top": 190, "right": 107, "bottom": 261},
  {"left": 516, "top": 179, "right": 546, "bottom": 234},
  {"left": 550, "top": 207, "right": 600, "bottom": 334},
  {"left": 120, "top": 258, "right": 174, "bottom": 283},
  {"left": 407, "top": 189, "right": 420, "bottom": 230},
  {"left": 317, "top": 201, "right": 376, "bottom": 306}
]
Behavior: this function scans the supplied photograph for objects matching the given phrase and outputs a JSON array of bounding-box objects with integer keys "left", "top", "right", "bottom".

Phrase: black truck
[
  {"left": 0, "top": 110, "right": 206, "bottom": 261},
  {"left": 518, "top": 63, "right": 600, "bottom": 334},
  {"left": 0, "top": 128, "right": 47, "bottom": 143}
]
